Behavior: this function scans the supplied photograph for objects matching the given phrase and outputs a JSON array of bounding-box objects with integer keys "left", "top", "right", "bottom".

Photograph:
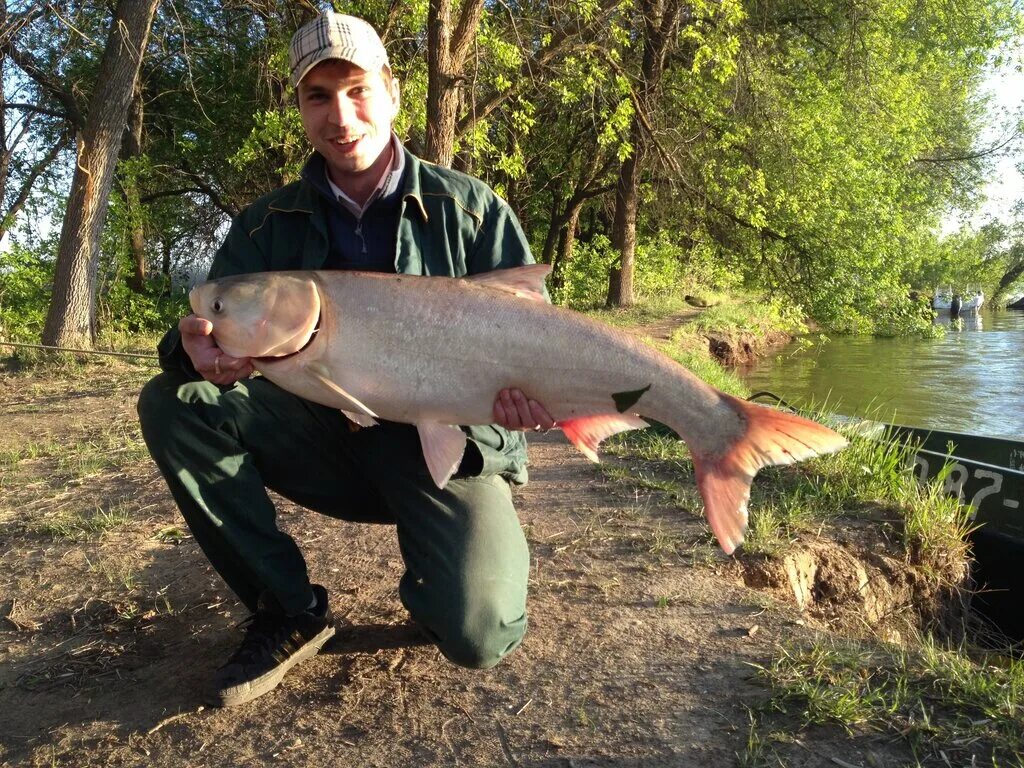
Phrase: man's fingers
[
  {"left": 492, "top": 388, "right": 554, "bottom": 431},
  {"left": 528, "top": 399, "right": 556, "bottom": 431},
  {"left": 179, "top": 314, "right": 213, "bottom": 336},
  {"left": 510, "top": 389, "right": 534, "bottom": 426}
]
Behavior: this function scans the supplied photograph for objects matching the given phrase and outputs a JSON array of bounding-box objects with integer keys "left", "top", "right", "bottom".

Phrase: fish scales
[
  {"left": 190, "top": 265, "right": 847, "bottom": 553},
  {"left": 316, "top": 271, "right": 729, "bottom": 441}
]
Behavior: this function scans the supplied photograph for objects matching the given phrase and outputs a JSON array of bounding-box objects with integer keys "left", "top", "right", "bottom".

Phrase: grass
[
  {"left": 591, "top": 301, "right": 973, "bottom": 583},
  {"left": 31, "top": 501, "right": 134, "bottom": 541},
  {"left": 583, "top": 289, "right": 695, "bottom": 329},
  {"left": 691, "top": 295, "right": 807, "bottom": 340},
  {"left": 743, "top": 636, "right": 1024, "bottom": 765},
  {"left": 2, "top": 421, "right": 149, "bottom": 482},
  {"left": 0, "top": 438, "right": 63, "bottom": 470}
]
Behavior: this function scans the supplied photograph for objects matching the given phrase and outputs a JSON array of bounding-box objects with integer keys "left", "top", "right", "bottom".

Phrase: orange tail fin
[{"left": 690, "top": 395, "right": 848, "bottom": 555}]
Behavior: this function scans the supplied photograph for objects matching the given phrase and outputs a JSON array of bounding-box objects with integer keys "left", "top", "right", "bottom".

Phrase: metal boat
[{"left": 749, "top": 392, "right": 1024, "bottom": 643}]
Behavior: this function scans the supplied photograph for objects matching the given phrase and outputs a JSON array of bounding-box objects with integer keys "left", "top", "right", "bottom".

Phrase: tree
[
  {"left": 42, "top": 0, "right": 161, "bottom": 348},
  {"left": 424, "top": 0, "right": 484, "bottom": 167},
  {"left": 606, "top": 0, "right": 683, "bottom": 308}
]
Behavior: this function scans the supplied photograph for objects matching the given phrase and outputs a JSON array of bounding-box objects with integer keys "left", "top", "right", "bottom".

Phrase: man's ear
[{"left": 390, "top": 76, "right": 401, "bottom": 115}]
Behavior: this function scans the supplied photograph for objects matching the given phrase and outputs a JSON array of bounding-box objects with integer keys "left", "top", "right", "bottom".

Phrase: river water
[{"left": 740, "top": 309, "right": 1024, "bottom": 440}]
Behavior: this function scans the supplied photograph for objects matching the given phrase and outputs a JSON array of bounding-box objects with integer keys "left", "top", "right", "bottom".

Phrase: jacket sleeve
[{"left": 156, "top": 213, "right": 271, "bottom": 375}]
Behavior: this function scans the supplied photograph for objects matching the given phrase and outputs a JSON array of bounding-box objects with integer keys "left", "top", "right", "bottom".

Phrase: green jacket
[{"left": 158, "top": 148, "right": 536, "bottom": 483}]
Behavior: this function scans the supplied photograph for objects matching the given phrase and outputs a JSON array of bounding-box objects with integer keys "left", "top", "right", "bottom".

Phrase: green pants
[{"left": 137, "top": 372, "right": 529, "bottom": 669}]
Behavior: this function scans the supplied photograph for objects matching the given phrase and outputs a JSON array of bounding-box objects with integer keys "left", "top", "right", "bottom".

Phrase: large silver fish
[{"left": 189, "top": 265, "right": 846, "bottom": 554}]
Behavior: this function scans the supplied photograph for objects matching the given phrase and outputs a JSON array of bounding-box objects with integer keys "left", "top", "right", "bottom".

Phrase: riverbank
[{"left": 1, "top": 302, "right": 1020, "bottom": 766}]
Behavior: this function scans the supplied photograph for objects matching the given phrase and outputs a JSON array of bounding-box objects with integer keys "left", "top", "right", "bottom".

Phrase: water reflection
[
  {"left": 741, "top": 310, "right": 1024, "bottom": 439},
  {"left": 933, "top": 313, "right": 984, "bottom": 331}
]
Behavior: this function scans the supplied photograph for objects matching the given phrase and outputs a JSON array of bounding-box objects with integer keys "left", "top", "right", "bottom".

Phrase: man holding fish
[{"left": 139, "top": 11, "right": 555, "bottom": 707}]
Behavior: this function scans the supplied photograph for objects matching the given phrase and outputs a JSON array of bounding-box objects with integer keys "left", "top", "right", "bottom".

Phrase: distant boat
[{"left": 933, "top": 286, "right": 984, "bottom": 312}]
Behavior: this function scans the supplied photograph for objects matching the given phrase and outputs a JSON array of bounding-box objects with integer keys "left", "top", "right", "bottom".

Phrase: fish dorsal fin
[
  {"left": 416, "top": 422, "right": 468, "bottom": 489},
  {"left": 559, "top": 413, "right": 649, "bottom": 462},
  {"left": 305, "top": 363, "right": 379, "bottom": 423},
  {"left": 465, "top": 264, "right": 551, "bottom": 301}
]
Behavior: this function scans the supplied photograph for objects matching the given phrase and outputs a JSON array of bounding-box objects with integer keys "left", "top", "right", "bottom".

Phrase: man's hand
[
  {"left": 493, "top": 388, "right": 556, "bottom": 432},
  {"left": 179, "top": 314, "right": 254, "bottom": 385}
]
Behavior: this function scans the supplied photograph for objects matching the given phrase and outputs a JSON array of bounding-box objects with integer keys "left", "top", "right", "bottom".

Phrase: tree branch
[
  {"left": 3, "top": 101, "right": 68, "bottom": 119},
  {"left": 456, "top": 0, "right": 621, "bottom": 138},
  {"left": 1, "top": 42, "right": 84, "bottom": 128}
]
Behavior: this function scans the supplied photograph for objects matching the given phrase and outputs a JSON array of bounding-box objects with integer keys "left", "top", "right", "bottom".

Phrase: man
[{"left": 138, "top": 11, "right": 552, "bottom": 708}]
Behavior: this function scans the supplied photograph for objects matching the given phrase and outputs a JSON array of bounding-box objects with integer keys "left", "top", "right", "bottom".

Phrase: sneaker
[{"left": 209, "top": 584, "right": 335, "bottom": 707}]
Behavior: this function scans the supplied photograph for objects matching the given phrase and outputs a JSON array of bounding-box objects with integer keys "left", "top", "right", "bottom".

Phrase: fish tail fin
[{"left": 688, "top": 394, "right": 848, "bottom": 555}]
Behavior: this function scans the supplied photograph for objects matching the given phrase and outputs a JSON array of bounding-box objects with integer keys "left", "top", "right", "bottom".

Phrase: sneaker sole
[{"left": 210, "top": 624, "right": 336, "bottom": 707}]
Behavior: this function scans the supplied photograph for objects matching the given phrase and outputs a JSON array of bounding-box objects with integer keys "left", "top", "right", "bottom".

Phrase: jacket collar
[
  {"left": 269, "top": 145, "right": 431, "bottom": 223},
  {"left": 397, "top": 149, "right": 429, "bottom": 222}
]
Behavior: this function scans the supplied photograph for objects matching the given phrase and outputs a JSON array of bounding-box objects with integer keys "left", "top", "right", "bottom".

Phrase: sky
[{"left": 944, "top": 40, "right": 1024, "bottom": 232}]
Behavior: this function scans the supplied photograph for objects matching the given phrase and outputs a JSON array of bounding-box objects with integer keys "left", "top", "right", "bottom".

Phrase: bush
[
  {"left": 97, "top": 278, "right": 190, "bottom": 335},
  {"left": 0, "top": 243, "right": 53, "bottom": 342}
]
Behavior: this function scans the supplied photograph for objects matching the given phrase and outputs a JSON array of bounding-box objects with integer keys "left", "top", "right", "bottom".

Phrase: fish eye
[{"left": 212, "top": 298, "right": 224, "bottom": 314}]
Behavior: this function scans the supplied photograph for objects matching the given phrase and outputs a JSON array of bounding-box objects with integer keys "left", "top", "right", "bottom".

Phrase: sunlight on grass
[
  {"left": 31, "top": 501, "right": 134, "bottom": 541},
  {"left": 583, "top": 289, "right": 694, "bottom": 328},
  {"left": 745, "top": 636, "right": 1024, "bottom": 765},
  {"left": 693, "top": 295, "right": 807, "bottom": 339}
]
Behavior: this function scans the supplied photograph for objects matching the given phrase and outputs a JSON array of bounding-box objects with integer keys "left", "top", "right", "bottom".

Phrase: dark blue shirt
[{"left": 300, "top": 153, "right": 403, "bottom": 273}]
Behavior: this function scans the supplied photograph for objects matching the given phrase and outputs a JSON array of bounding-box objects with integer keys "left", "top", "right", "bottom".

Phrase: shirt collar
[{"left": 325, "top": 133, "right": 406, "bottom": 217}]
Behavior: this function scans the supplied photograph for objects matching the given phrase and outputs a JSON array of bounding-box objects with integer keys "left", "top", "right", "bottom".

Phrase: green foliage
[
  {"left": 0, "top": 242, "right": 55, "bottom": 343},
  {"left": 6, "top": 0, "right": 1022, "bottom": 342},
  {"left": 97, "top": 280, "right": 190, "bottom": 336},
  {"left": 229, "top": 108, "right": 308, "bottom": 183},
  {"left": 552, "top": 234, "right": 619, "bottom": 308}
]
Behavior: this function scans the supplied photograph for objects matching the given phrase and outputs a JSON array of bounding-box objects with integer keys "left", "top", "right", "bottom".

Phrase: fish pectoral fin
[
  {"left": 416, "top": 422, "right": 468, "bottom": 489},
  {"left": 304, "top": 363, "right": 379, "bottom": 421},
  {"left": 559, "top": 413, "right": 648, "bottom": 463},
  {"left": 465, "top": 264, "right": 550, "bottom": 302},
  {"left": 342, "top": 410, "right": 379, "bottom": 428}
]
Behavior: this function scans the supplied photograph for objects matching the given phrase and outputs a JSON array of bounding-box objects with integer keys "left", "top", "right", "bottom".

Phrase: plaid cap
[{"left": 289, "top": 11, "right": 390, "bottom": 88}]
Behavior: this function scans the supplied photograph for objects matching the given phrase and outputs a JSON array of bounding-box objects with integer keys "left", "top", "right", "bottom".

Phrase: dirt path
[{"left": 0, "top": 358, "right": 898, "bottom": 767}]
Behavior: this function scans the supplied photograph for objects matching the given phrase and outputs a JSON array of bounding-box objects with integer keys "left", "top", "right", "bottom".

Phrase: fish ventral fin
[
  {"left": 342, "top": 410, "right": 378, "bottom": 428},
  {"left": 690, "top": 393, "right": 848, "bottom": 556},
  {"left": 560, "top": 413, "right": 649, "bottom": 462},
  {"left": 304, "top": 363, "right": 379, "bottom": 424},
  {"left": 465, "top": 264, "right": 551, "bottom": 302},
  {"left": 417, "top": 422, "right": 468, "bottom": 489}
]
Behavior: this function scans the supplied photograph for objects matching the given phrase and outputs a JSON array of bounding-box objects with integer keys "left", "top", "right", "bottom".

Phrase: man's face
[{"left": 297, "top": 59, "right": 400, "bottom": 184}]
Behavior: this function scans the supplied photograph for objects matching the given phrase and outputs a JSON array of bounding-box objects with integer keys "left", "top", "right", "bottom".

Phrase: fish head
[{"left": 189, "top": 272, "right": 321, "bottom": 361}]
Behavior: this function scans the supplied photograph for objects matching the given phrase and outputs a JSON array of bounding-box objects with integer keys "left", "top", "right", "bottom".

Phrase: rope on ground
[{"left": 0, "top": 340, "right": 160, "bottom": 363}]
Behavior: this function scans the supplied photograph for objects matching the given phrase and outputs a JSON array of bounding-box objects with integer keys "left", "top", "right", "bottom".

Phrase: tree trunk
[
  {"left": 552, "top": 202, "right": 583, "bottom": 293},
  {"left": 607, "top": 141, "right": 640, "bottom": 307},
  {"left": 996, "top": 244, "right": 1024, "bottom": 298},
  {"left": 42, "top": 0, "right": 161, "bottom": 348},
  {"left": 424, "top": 0, "right": 484, "bottom": 167},
  {"left": 123, "top": 82, "right": 147, "bottom": 293},
  {"left": 161, "top": 237, "right": 173, "bottom": 294},
  {"left": 605, "top": 0, "right": 681, "bottom": 308}
]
